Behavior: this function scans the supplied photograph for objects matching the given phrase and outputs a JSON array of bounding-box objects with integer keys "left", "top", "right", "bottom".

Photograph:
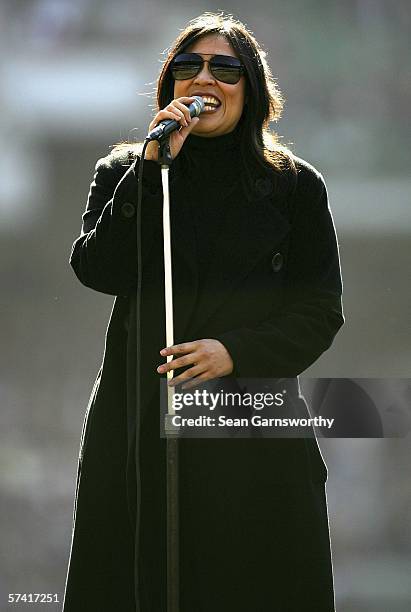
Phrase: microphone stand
[{"left": 158, "top": 135, "right": 180, "bottom": 612}]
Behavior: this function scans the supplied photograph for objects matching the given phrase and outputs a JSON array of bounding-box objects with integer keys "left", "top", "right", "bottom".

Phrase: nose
[{"left": 194, "top": 60, "right": 215, "bottom": 84}]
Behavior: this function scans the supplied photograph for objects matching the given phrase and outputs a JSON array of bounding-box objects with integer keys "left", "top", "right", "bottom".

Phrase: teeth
[{"left": 202, "top": 96, "right": 220, "bottom": 106}]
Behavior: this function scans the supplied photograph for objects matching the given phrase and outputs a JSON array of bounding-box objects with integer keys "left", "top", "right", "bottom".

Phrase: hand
[
  {"left": 145, "top": 97, "right": 200, "bottom": 162},
  {"left": 157, "top": 339, "right": 234, "bottom": 390}
]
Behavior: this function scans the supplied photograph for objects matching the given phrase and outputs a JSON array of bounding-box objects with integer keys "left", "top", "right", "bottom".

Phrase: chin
[{"left": 192, "top": 120, "right": 229, "bottom": 137}]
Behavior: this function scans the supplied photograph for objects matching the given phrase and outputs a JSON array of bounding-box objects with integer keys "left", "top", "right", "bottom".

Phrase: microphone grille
[{"left": 192, "top": 96, "right": 205, "bottom": 116}]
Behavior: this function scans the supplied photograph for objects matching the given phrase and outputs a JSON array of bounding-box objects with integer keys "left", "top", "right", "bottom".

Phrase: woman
[{"left": 63, "top": 12, "right": 344, "bottom": 612}]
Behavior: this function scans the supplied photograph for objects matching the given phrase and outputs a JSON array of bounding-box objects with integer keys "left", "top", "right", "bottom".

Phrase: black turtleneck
[{"left": 175, "top": 126, "right": 243, "bottom": 279}]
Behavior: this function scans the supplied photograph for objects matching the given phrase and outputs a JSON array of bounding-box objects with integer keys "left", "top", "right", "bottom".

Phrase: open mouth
[{"left": 202, "top": 95, "right": 222, "bottom": 113}]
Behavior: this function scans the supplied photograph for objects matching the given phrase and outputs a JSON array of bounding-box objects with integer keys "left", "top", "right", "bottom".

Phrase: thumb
[{"left": 178, "top": 116, "right": 200, "bottom": 141}]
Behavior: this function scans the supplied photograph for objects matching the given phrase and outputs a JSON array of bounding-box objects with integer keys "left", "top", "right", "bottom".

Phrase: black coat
[{"left": 63, "top": 132, "right": 344, "bottom": 612}]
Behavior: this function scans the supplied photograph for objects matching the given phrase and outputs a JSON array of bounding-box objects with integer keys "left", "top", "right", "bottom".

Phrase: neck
[{"left": 184, "top": 124, "right": 241, "bottom": 152}]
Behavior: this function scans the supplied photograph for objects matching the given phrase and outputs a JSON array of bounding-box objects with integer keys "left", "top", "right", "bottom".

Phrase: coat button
[
  {"left": 121, "top": 202, "right": 135, "bottom": 218},
  {"left": 255, "top": 177, "right": 273, "bottom": 197},
  {"left": 271, "top": 252, "right": 283, "bottom": 272}
]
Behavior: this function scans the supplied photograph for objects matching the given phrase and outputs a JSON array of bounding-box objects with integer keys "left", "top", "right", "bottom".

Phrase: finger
[
  {"left": 173, "top": 100, "right": 193, "bottom": 123},
  {"left": 178, "top": 117, "right": 200, "bottom": 140},
  {"left": 168, "top": 365, "right": 205, "bottom": 387},
  {"left": 181, "top": 372, "right": 210, "bottom": 390},
  {"left": 149, "top": 110, "right": 182, "bottom": 127},
  {"left": 150, "top": 110, "right": 184, "bottom": 128},
  {"left": 160, "top": 342, "right": 198, "bottom": 357},
  {"left": 174, "top": 96, "right": 196, "bottom": 105},
  {"left": 148, "top": 109, "right": 185, "bottom": 130},
  {"left": 166, "top": 104, "right": 189, "bottom": 127},
  {"left": 157, "top": 352, "right": 199, "bottom": 374}
]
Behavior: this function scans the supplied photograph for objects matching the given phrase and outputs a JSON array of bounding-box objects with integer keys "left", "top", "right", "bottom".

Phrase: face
[{"left": 173, "top": 34, "right": 246, "bottom": 138}]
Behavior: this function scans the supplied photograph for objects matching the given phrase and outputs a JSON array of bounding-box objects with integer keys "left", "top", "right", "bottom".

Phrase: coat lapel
[{"left": 189, "top": 183, "right": 291, "bottom": 333}]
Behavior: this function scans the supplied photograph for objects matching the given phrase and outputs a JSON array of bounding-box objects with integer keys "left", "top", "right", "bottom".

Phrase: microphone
[{"left": 146, "top": 96, "right": 204, "bottom": 142}]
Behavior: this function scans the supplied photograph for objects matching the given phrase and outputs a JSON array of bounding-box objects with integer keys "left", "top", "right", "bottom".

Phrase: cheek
[
  {"left": 226, "top": 84, "right": 245, "bottom": 118},
  {"left": 231, "top": 94, "right": 245, "bottom": 119},
  {"left": 173, "top": 80, "right": 188, "bottom": 99}
]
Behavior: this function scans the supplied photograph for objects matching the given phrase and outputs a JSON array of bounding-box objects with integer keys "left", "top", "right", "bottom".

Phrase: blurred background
[{"left": 0, "top": 0, "right": 410, "bottom": 610}]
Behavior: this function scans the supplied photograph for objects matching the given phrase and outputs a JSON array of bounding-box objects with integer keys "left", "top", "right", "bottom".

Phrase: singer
[{"left": 63, "top": 12, "right": 344, "bottom": 612}]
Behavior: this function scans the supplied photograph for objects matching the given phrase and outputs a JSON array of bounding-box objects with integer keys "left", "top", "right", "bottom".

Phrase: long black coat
[{"left": 63, "top": 135, "right": 344, "bottom": 612}]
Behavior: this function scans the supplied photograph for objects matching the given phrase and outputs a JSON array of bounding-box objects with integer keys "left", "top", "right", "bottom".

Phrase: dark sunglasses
[{"left": 170, "top": 53, "right": 244, "bottom": 85}]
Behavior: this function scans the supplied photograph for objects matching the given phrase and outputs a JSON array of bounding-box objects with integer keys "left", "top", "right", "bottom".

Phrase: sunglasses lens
[
  {"left": 211, "top": 65, "right": 242, "bottom": 84},
  {"left": 171, "top": 64, "right": 200, "bottom": 80},
  {"left": 171, "top": 54, "right": 201, "bottom": 80},
  {"left": 210, "top": 55, "right": 243, "bottom": 84}
]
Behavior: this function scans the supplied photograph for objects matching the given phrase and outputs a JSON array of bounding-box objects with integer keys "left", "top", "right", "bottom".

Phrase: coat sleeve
[
  {"left": 215, "top": 165, "right": 344, "bottom": 378},
  {"left": 69, "top": 150, "right": 163, "bottom": 296}
]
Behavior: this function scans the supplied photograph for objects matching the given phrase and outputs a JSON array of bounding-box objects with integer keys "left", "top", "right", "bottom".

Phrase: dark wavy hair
[{"left": 114, "top": 12, "right": 295, "bottom": 185}]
